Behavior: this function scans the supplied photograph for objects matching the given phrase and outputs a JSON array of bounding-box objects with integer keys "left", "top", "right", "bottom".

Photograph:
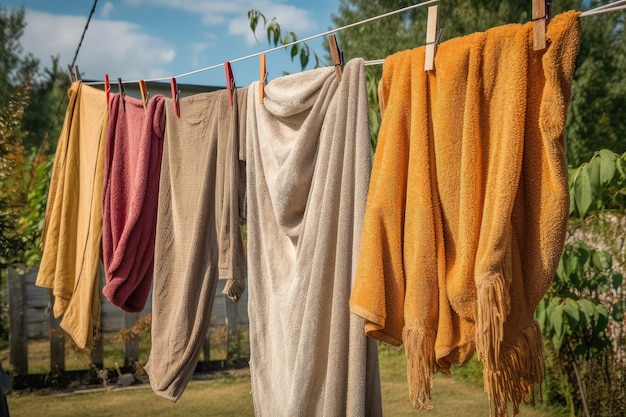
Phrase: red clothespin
[
  {"left": 139, "top": 79, "right": 148, "bottom": 111},
  {"left": 259, "top": 53, "right": 267, "bottom": 104},
  {"left": 170, "top": 77, "right": 180, "bottom": 117},
  {"left": 104, "top": 73, "right": 111, "bottom": 105},
  {"left": 328, "top": 35, "right": 344, "bottom": 82},
  {"left": 224, "top": 61, "right": 235, "bottom": 106},
  {"left": 532, "top": 0, "right": 551, "bottom": 50}
]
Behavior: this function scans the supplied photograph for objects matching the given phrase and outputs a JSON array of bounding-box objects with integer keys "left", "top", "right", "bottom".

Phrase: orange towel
[{"left": 350, "top": 11, "right": 580, "bottom": 417}]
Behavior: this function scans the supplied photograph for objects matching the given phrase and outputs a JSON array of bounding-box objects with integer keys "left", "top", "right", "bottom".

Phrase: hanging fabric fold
[
  {"left": 245, "top": 58, "right": 382, "bottom": 417},
  {"left": 350, "top": 10, "right": 581, "bottom": 417},
  {"left": 36, "top": 81, "right": 108, "bottom": 350},
  {"left": 101, "top": 93, "right": 166, "bottom": 312},
  {"left": 144, "top": 87, "right": 247, "bottom": 402}
]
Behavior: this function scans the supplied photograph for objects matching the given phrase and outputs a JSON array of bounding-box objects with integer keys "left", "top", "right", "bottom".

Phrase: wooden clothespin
[
  {"left": 104, "top": 74, "right": 111, "bottom": 105},
  {"left": 328, "top": 34, "right": 344, "bottom": 82},
  {"left": 139, "top": 79, "right": 149, "bottom": 111},
  {"left": 424, "top": 5, "right": 440, "bottom": 71},
  {"left": 259, "top": 53, "right": 267, "bottom": 104},
  {"left": 170, "top": 77, "right": 180, "bottom": 117},
  {"left": 67, "top": 65, "right": 81, "bottom": 82},
  {"left": 224, "top": 61, "right": 235, "bottom": 106},
  {"left": 532, "top": 0, "right": 551, "bottom": 51},
  {"left": 117, "top": 78, "right": 126, "bottom": 110}
]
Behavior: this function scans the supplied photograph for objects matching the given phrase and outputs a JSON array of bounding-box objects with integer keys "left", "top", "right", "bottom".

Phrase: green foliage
[
  {"left": 565, "top": 3, "right": 626, "bottom": 165},
  {"left": 536, "top": 240, "right": 621, "bottom": 357},
  {"left": 536, "top": 149, "right": 626, "bottom": 416},
  {"left": 569, "top": 150, "right": 626, "bottom": 219},
  {"left": 247, "top": 9, "right": 320, "bottom": 72}
]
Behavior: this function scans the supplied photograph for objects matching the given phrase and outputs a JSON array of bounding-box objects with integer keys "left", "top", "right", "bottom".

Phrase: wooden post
[
  {"left": 8, "top": 268, "right": 28, "bottom": 374},
  {"left": 49, "top": 292, "right": 65, "bottom": 371},
  {"left": 123, "top": 312, "right": 139, "bottom": 368},
  {"left": 90, "top": 332, "right": 104, "bottom": 369},
  {"left": 202, "top": 335, "right": 211, "bottom": 362},
  {"left": 225, "top": 295, "right": 239, "bottom": 362}
]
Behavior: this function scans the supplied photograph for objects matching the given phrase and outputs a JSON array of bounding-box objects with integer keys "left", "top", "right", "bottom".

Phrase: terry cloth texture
[
  {"left": 36, "top": 82, "right": 108, "bottom": 350},
  {"left": 350, "top": 11, "right": 580, "bottom": 417},
  {"left": 144, "top": 87, "right": 247, "bottom": 402},
  {"left": 246, "top": 58, "right": 382, "bottom": 417},
  {"left": 102, "top": 93, "right": 166, "bottom": 312}
]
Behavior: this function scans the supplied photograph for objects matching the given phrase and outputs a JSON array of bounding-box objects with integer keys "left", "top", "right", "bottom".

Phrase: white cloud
[
  {"left": 20, "top": 9, "right": 176, "bottom": 81},
  {"left": 100, "top": 1, "right": 114, "bottom": 18},
  {"left": 123, "top": 0, "right": 318, "bottom": 45}
]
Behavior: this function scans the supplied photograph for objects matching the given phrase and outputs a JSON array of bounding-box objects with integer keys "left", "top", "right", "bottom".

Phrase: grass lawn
[{"left": 6, "top": 345, "right": 563, "bottom": 417}]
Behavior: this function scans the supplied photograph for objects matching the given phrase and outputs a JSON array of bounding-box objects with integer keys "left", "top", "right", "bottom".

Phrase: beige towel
[
  {"left": 246, "top": 58, "right": 382, "bottom": 417},
  {"left": 350, "top": 11, "right": 580, "bottom": 417},
  {"left": 37, "top": 82, "right": 107, "bottom": 350},
  {"left": 144, "top": 87, "right": 247, "bottom": 402}
]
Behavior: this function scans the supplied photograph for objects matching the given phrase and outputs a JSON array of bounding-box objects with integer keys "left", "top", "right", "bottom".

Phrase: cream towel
[
  {"left": 350, "top": 11, "right": 580, "bottom": 417},
  {"left": 246, "top": 58, "right": 382, "bottom": 417},
  {"left": 144, "top": 87, "right": 247, "bottom": 401},
  {"left": 37, "top": 82, "right": 107, "bottom": 350}
]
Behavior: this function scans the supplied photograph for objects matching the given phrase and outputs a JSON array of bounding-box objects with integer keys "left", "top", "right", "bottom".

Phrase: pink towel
[{"left": 102, "top": 94, "right": 166, "bottom": 312}]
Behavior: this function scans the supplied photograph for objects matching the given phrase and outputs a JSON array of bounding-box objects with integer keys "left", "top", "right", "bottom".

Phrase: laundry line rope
[
  {"left": 86, "top": 0, "right": 625, "bottom": 85},
  {"left": 580, "top": 0, "right": 626, "bottom": 17},
  {"left": 85, "top": 0, "right": 439, "bottom": 85}
]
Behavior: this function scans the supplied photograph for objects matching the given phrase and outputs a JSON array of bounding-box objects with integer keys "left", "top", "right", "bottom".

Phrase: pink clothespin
[
  {"left": 224, "top": 61, "right": 235, "bottom": 106},
  {"left": 170, "top": 77, "right": 180, "bottom": 117},
  {"left": 104, "top": 73, "right": 111, "bottom": 105}
]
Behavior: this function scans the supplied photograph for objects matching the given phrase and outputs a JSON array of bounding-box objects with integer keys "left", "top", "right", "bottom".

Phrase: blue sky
[{"left": 4, "top": 0, "right": 340, "bottom": 87}]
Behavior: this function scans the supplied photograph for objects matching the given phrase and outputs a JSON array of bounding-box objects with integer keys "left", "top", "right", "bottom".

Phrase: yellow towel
[
  {"left": 37, "top": 82, "right": 108, "bottom": 350},
  {"left": 350, "top": 11, "right": 580, "bottom": 416}
]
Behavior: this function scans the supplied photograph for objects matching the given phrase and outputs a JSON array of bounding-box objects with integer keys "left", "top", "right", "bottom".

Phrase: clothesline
[
  {"left": 85, "top": 0, "right": 625, "bottom": 86},
  {"left": 580, "top": 0, "right": 626, "bottom": 16},
  {"left": 86, "top": 0, "right": 439, "bottom": 86}
]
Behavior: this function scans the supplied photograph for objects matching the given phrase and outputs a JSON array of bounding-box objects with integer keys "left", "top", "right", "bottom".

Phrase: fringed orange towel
[{"left": 350, "top": 11, "right": 580, "bottom": 417}]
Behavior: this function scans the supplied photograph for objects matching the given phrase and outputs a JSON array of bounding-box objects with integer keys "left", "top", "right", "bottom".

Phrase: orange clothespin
[
  {"left": 224, "top": 61, "right": 235, "bottom": 106},
  {"left": 424, "top": 5, "right": 440, "bottom": 71},
  {"left": 259, "top": 53, "right": 267, "bottom": 104},
  {"left": 104, "top": 74, "right": 111, "bottom": 105},
  {"left": 328, "top": 34, "right": 344, "bottom": 82},
  {"left": 139, "top": 79, "right": 148, "bottom": 111},
  {"left": 170, "top": 77, "right": 180, "bottom": 117},
  {"left": 532, "top": 0, "right": 551, "bottom": 50}
]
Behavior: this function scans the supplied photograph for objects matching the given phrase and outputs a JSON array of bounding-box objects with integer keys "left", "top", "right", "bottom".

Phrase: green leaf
[
  {"left": 299, "top": 47, "right": 309, "bottom": 70},
  {"left": 591, "top": 250, "right": 612, "bottom": 271},
  {"left": 535, "top": 298, "right": 547, "bottom": 328},
  {"left": 550, "top": 304, "right": 564, "bottom": 340},
  {"left": 598, "top": 149, "right": 616, "bottom": 184},
  {"left": 587, "top": 154, "right": 601, "bottom": 193},
  {"left": 578, "top": 299, "right": 596, "bottom": 322},
  {"left": 612, "top": 272, "right": 623, "bottom": 290},
  {"left": 563, "top": 298, "right": 580, "bottom": 329},
  {"left": 290, "top": 45, "right": 298, "bottom": 59},
  {"left": 594, "top": 304, "right": 609, "bottom": 332},
  {"left": 574, "top": 166, "right": 593, "bottom": 218}
]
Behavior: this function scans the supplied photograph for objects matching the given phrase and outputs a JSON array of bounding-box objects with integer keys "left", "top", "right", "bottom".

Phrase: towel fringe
[
  {"left": 403, "top": 326, "right": 437, "bottom": 410},
  {"left": 476, "top": 273, "right": 510, "bottom": 369},
  {"left": 482, "top": 320, "right": 545, "bottom": 417}
]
